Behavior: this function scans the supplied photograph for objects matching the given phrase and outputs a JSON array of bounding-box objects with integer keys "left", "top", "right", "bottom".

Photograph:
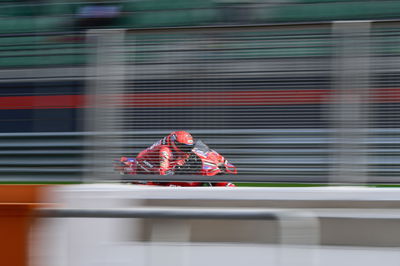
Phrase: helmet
[{"left": 169, "top": 131, "right": 194, "bottom": 154}]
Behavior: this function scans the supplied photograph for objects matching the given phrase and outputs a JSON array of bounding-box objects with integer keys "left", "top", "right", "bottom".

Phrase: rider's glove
[
  {"left": 114, "top": 157, "right": 136, "bottom": 175},
  {"left": 164, "top": 170, "right": 175, "bottom": 175}
]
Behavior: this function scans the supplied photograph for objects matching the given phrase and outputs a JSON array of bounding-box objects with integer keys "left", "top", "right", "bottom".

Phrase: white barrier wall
[{"left": 32, "top": 185, "right": 400, "bottom": 266}]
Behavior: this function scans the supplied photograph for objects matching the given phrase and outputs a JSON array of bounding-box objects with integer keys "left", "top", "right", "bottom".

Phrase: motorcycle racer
[
  {"left": 114, "top": 131, "right": 236, "bottom": 187},
  {"left": 136, "top": 131, "right": 194, "bottom": 176}
]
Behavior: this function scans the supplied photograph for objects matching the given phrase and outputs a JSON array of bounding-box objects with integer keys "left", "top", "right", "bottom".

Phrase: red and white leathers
[
  {"left": 136, "top": 131, "right": 193, "bottom": 175},
  {"left": 133, "top": 131, "right": 201, "bottom": 186}
]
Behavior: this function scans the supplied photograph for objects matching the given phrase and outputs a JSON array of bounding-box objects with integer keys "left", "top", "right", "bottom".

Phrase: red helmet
[{"left": 168, "top": 131, "right": 194, "bottom": 154}]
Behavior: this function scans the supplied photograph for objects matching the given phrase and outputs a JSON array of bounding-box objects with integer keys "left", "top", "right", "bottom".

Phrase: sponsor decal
[
  {"left": 203, "top": 161, "right": 217, "bottom": 167},
  {"left": 161, "top": 150, "right": 170, "bottom": 159},
  {"left": 149, "top": 140, "right": 162, "bottom": 150},
  {"left": 139, "top": 164, "right": 151, "bottom": 172},
  {"left": 142, "top": 160, "right": 154, "bottom": 168},
  {"left": 193, "top": 148, "right": 207, "bottom": 157}
]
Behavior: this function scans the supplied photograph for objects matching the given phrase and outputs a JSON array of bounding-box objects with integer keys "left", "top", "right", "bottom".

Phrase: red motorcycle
[
  {"left": 114, "top": 140, "right": 237, "bottom": 186},
  {"left": 173, "top": 140, "right": 237, "bottom": 176}
]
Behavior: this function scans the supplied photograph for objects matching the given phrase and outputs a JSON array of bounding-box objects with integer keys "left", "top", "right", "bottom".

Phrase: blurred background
[
  {"left": 0, "top": 0, "right": 399, "bottom": 185},
  {"left": 0, "top": 1, "right": 400, "bottom": 266}
]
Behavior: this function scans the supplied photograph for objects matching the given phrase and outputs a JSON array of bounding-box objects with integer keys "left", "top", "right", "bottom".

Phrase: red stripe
[
  {"left": 371, "top": 88, "right": 400, "bottom": 103},
  {"left": 121, "top": 89, "right": 329, "bottom": 107},
  {"left": 1, "top": 88, "right": 400, "bottom": 110},
  {"left": 0, "top": 95, "right": 86, "bottom": 110}
]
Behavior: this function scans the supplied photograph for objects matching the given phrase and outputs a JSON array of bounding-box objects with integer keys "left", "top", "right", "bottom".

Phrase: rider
[
  {"left": 117, "top": 131, "right": 235, "bottom": 187},
  {"left": 118, "top": 131, "right": 198, "bottom": 186},
  {"left": 136, "top": 130, "right": 194, "bottom": 175}
]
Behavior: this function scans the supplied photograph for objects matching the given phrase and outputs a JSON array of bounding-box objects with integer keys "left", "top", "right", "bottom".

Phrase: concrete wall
[{"left": 32, "top": 185, "right": 400, "bottom": 266}]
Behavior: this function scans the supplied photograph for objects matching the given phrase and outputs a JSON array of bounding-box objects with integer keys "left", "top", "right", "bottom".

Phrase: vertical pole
[
  {"left": 277, "top": 211, "right": 320, "bottom": 266},
  {"left": 330, "top": 21, "right": 371, "bottom": 184},
  {"left": 148, "top": 220, "right": 191, "bottom": 266},
  {"left": 84, "top": 29, "right": 126, "bottom": 182}
]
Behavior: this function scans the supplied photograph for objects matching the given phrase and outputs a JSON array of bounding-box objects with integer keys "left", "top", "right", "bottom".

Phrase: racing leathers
[
  {"left": 133, "top": 141, "right": 235, "bottom": 187},
  {"left": 135, "top": 138, "right": 188, "bottom": 176}
]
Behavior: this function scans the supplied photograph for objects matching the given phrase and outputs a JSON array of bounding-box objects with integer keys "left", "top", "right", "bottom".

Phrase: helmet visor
[{"left": 175, "top": 141, "right": 193, "bottom": 153}]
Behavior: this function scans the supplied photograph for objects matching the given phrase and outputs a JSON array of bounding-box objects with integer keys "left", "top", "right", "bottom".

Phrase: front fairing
[
  {"left": 199, "top": 154, "right": 223, "bottom": 176},
  {"left": 192, "top": 140, "right": 229, "bottom": 176},
  {"left": 174, "top": 139, "right": 237, "bottom": 176}
]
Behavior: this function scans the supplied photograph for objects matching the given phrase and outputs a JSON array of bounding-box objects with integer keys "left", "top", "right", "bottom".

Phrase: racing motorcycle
[
  {"left": 113, "top": 140, "right": 237, "bottom": 185},
  {"left": 173, "top": 140, "right": 237, "bottom": 176}
]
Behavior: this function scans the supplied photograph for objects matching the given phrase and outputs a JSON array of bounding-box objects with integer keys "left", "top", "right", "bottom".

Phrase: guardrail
[
  {"left": 1, "top": 128, "right": 400, "bottom": 183},
  {"left": 33, "top": 185, "right": 400, "bottom": 266},
  {"left": 1, "top": 21, "right": 400, "bottom": 184},
  {"left": 37, "top": 206, "right": 320, "bottom": 247}
]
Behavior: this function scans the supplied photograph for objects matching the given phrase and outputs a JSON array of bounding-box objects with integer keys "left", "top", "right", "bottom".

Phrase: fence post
[
  {"left": 330, "top": 21, "right": 371, "bottom": 184},
  {"left": 84, "top": 29, "right": 127, "bottom": 183}
]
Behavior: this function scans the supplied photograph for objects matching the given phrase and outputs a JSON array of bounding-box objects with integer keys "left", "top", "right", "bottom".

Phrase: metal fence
[
  {"left": 85, "top": 21, "right": 400, "bottom": 184},
  {"left": 0, "top": 21, "right": 400, "bottom": 183},
  {"left": 0, "top": 31, "right": 88, "bottom": 182}
]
